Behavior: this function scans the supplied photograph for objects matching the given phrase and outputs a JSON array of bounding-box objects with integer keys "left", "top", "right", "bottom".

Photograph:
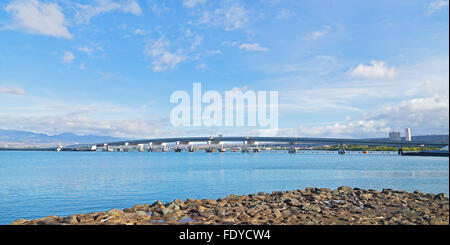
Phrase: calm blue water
[{"left": 0, "top": 151, "right": 448, "bottom": 224}]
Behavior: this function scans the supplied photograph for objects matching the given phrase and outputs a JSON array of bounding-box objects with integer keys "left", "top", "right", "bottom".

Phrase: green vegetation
[{"left": 312, "top": 145, "right": 441, "bottom": 152}]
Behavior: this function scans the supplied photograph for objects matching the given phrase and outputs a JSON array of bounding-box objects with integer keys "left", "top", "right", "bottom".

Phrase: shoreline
[{"left": 10, "top": 187, "right": 449, "bottom": 225}]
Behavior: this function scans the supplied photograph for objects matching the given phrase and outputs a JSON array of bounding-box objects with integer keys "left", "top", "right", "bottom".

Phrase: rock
[
  {"left": 434, "top": 193, "right": 447, "bottom": 200},
  {"left": 10, "top": 187, "right": 449, "bottom": 226},
  {"left": 167, "top": 203, "right": 180, "bottom": 212},
  {"left": 221, "top": 217, "right": 235, "bottom": 224},
  {"left": 165, "top": 212, "right": 179, "bottom": 221},
  {"left": 62, "top": 215, "right": 78, "bottom": 224},
  {"left": 196, "top": 206, "right": 207, "bottom": 213},
  {"left": 173, "top": 199, "right": 185, "bottom": 208},
  {"left": 284, "top": 198, "right": 301, "bottom": 207},
  {"left": 106, "top": 209, "right": 123, "bottom": 217},
  {"left": 202, "top": 199, "right": 218, "bottom": 205},
  {"left": 338, "top": 186, "right": 353, "bottom": 192},
  {"left": 151, "top": 200, "right": 164, "bottom": 207},
  {"left": 10, "top": 219, "right": 29, "bottom": 225},
  {"left": 160, "top": 207, "right": 173, "bottom": 215}
]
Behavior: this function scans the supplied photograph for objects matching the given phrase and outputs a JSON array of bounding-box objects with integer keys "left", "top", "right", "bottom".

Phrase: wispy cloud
[
  {"left": 348, "top": 60, "right": 396, "bottom": 79},
  {"left": 199, "top": 4, "right": 248, "bottom": 31},
  {"left": 305, "top": 25, "right": 331, "bottom": 40},
  {"left": 62, "top": 51, "right": 75, "bottom": 64},
  {"left": 74, "top": 0, "right": 142, "bottom": 24},
  {"left": 133, "top": 28, "right": 146, "bottom": 35},
  {"left": 183, "top": 0, "right": 208, "bottom": 8},
  {"left": 144, "top": 38, "right": 186, "bottom": 72},
  {"left": 3, "top": 0, "right": 72, "bottom": 38},
  {"left": 276, "top": 9, "right": 292, "bottom": 20},
  {"left": 239, "top": 42, "right": 269, "bottom": 52},
  {"left": 196, "top": 62, "right": 208, "bottom": 70},
  {"left": 0, "top": 86, "right": 28, "bottom": 96},
  {"left": 426, "top": 0, "right": 449, "bottom": 15}
]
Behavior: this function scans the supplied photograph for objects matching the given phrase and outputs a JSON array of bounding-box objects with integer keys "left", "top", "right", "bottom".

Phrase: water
[{"left": 0, "top": 151, "right": 448, "bottom": 224}]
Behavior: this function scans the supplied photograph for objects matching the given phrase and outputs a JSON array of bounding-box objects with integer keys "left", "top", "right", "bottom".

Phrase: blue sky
[{"left": 0, "top": 0, "right": 448, "bottom": 138}]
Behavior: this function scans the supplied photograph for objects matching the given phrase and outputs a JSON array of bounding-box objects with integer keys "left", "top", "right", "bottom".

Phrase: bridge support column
[
  {"left": 123, "top": 142, "right": 129, "bottom": 152},
  {"left": 175, "top": 141, "right": 182, "bottom": 152},
  {"left": 206, "top": 140, "right": 214, "bottom": 152},
  {"left": 398, "top": 146, "right": 403, "bottom": 155},
  {"left": 219, "top": 143, "right": 226, "bottom": 152},
  {"left": 288, "top": 141, "right": 297, "bottom": 154},
  {"left": 338, "top": 143, "right": 346, "bottom": 154},
  {"left": 242, "top": 140, "right": 249, "bottom": 153},
  {"left": 189, "top": 144, "right": 195, "bottom": 152},
  {"left": 253, "top": 143, "right": 260, "bottom": 153},
  {"left": 148, "top": 143, "right": 153, "bottom": 152}
]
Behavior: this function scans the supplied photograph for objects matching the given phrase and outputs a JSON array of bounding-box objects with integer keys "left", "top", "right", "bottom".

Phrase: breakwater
[{"left": 11, "top": 187, "right": 449, "bottom": 225}]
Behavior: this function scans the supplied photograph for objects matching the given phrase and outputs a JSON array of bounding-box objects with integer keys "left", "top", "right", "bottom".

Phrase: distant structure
[
  {"left": 405, "top": 128, "right": 411, "bottom": 142},
  {"left": 389, "top": 132, "right": 401, "bottom": 141}
]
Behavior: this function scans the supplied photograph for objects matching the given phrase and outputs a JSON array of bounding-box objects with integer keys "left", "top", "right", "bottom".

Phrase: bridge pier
[
  {"left": 338, "top": 143, "right": 346, "bottom": 154},
  {"left": 219, "top": 143, "right": 226, "bottom": 152},
  {"left": 188, "top": 144, "right": 196, "bottom": 152},
  {"left": 119, "top": 142, "right": 129, "bottom": 152},
  {"left": 288, "top": 141, "right": 297, "bottom": 154},
  {"left": 102, "top": 143, "right": 111, "bottom": 152},
  {"left": 206, "top": 140, "right": 214, "bottom": 152},
  {"left": 242, "top": 140, "right": 249, "bottom": 153},
  {"left": 138, "top": 144, "right": 144, "bottom": 152},
  {"left": 174, "top": 141, "right": 182, "bottom": 152},
  {"left": 398, "top": 146, "right": 403, "bottom": 155},
  {"left": 253, "top": 142, "right": 260, "bottom": 153}
]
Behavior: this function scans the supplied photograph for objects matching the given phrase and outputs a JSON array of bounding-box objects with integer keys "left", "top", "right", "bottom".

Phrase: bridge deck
[{"left": 70, "top": 136, "right": 449, "bottom": 149}]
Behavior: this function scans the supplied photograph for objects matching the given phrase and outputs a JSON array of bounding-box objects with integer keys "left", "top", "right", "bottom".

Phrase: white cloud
[
  {"left": 199, "top": 4, "right": 248, "bottom": 31},
  {"left": 305, "top": 26, "right": 331, "bottom": 40},
  {"left": 257, "top": 94, "right": 449, "bottom": 138},
  {"left": 183, "top": 0, "right": 208, "bottom": 8},
  {"left": 205, "top": 49, "right": 222, "bottom": 55},
  {"left": 0, "top": 86, "right": 27, "bottom": 96},
  {"left": 4, "top": 0, "right": 72, "bottom": 38},
  {"left": 426, "top": 0, "right": 449, "bottom": 15},
  {"left": 196, "top": 63, "right": 208, "bottom": 70},
  {"left": 362, "top": 94, "right": 449, "bottom": 134},
  {"left": 133, "top": 28, "right": 146, "bottom": 35},
  {"left": 0, "top": 114, "right": 164, "bottom": 139},
  {"left": 239, "top": 43, "right": 269, "bottom": 52},
  {"left": 75, "top": 0, "right": 142, "bottom": 24},
  {"left": 78, "top": 46, "right": 93, "bottom": 55},
  {"left": 184, "top": 29, "right": 203, "bottom": 50},
  {"left": 144, "top": 38, "right": 186, "bottom": 72},
  {"left": 63, "top": 51, "right": 75, "bottom": 64},
  {"left": 276, "top": 9, "right": 292, "bottom": 19},
  {"left": 348, "top": 60, "right": 396, "bottom": 79}
]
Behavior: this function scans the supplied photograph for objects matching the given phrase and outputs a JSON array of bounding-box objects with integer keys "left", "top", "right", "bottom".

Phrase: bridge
[{"left": 60, "top": 136, "right": 449, "bottom": 155}]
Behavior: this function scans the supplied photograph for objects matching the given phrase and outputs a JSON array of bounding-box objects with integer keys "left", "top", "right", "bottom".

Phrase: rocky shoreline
[{"left": 10, "top": 187, "right": 449, "bottom": 225}]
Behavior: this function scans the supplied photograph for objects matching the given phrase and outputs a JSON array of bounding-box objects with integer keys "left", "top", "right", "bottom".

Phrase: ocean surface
[{"left": 0, "top": 151, "right": 448, "bottom": 224}]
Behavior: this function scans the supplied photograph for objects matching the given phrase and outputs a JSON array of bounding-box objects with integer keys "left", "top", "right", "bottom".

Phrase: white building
[
  {"left": 405, "top": 128, "right": 411, "bottom": 142},
  {"left": 389, "top": 132, "right": 401, "bottom": 141}
]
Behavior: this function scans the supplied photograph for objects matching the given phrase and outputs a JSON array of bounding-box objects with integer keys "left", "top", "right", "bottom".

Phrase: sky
[{"left": 0, "top": 0, "right": 449, "bottom": 139}]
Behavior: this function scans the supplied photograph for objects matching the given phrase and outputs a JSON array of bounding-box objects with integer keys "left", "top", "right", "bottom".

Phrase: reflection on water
[{"left": 0, "top": 151, "right": 448, "bottom": 224}]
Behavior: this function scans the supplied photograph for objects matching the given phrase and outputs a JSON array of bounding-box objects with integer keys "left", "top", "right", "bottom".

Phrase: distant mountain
[{"left": 0, "top": 129, "right": 127, "bottom": 146}]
